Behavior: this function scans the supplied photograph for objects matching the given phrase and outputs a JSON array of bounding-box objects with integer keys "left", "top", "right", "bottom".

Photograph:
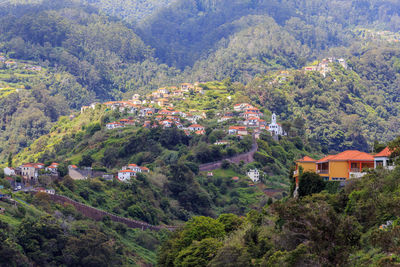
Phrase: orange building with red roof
[{"left": 294, "top": 150, "right": 375, "bottom": 182}]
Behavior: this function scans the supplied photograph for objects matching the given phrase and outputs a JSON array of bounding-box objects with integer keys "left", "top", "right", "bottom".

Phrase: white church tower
[{"left": 268, "top": 113, "right": 283, "bottom": 136}]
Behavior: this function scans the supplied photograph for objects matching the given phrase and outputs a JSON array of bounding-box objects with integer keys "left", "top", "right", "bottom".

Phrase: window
[{"left": 332, "top": 177, "right": 346, "bottom": 181}]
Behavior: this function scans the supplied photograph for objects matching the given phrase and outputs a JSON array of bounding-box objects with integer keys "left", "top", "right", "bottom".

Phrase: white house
[
  {"left": 218, "top": 116, "right": 234, "bottom": 123},
  {"left": 244, "top": 117, "right": 261, "bottom": 127},
  {"left": 3, "top": 167, "right": 16, "bottom": 176},
  {"left": 161, "top": 120, "right": 173, "bottom": 128},
  {"left": 118, "top": 170, "right": 136, "bottom": 182},
  {"left": 247, "top": 169, "right": 260, "bottom": 183},
  {"left": 228, "top": 126, "right": 248, "bottom": 136},
  {"left": 45, "top": 163, "right": 59, "bottom": 174},
  {"left": 268, "top": 113, "right": 284, "bottom": 136},
  {"left": 243, "top": 111, "right": 260, "bottom": 119},
  {"left": 188, "top": 124, "right": 205, "bottom": 132},
  {"left": 374, "top": 147, "right": 394, "bottom": 170},
  {"left": 158, "top": 88, "right": 170, "bottom": 95},
  {"left": 106, "top": 122, "right": 124, "bottom": 130},
  {"left": 234, "top": 103, "right": 254, "bottom": 112},
  {"left": 127, "top": 164, "right": 142, "bottom": 173},
  {"left": 20, "top": 163, "right": 43, "bottom": 180}
]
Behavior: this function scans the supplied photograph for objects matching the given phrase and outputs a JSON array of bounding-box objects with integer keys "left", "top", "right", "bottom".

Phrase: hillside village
[
  {"left": 3, "top": 81, "right": 288, "bottom": 192},
  {"left": 1, "top": 55, "right": 382, "bottom": 197},
  {"left": 81, "top": 82, "right": 285, "bottom": 139}
]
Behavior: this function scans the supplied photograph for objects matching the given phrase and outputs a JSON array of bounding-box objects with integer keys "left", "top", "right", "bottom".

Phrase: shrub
[{"left": 298, "top": 172, "right": 326, "bottom": 197}]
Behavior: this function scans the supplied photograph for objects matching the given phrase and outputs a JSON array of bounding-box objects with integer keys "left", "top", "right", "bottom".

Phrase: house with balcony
[{"left": 294, "top": 150, "right": 375, "bottom": 182}]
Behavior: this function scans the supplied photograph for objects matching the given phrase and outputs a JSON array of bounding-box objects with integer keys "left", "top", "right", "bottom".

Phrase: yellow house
[
  {"left": 293, "top": 156, "right": 316, "bottom": 184},
  {"left": 294, "top": 150, "right": 375, "bottom": 183}
]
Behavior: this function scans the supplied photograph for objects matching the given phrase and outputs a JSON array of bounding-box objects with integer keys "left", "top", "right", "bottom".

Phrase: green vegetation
[
  {"left": 245, "top": 56, "right": 400, "bottom": 152},
  {"left": 159, "top": 166, "right": 400, "bottom": 266},
  {"left": 0, "top": 190, "right": 166, "bottom": 266},
  {"left": 1, "top": 0, "right": 400, "bottom": 265}
]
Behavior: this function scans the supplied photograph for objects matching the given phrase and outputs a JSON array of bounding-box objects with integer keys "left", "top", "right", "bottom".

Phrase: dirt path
[{"left": 199, "top": 137, "right": 258, "bottom": 172}]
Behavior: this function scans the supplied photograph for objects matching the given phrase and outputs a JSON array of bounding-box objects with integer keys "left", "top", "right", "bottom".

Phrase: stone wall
[{"left": 49, "top": 194, "right": 178, "bottom": 231}]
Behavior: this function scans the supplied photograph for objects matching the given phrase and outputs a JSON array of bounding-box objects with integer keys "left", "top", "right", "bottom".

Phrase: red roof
[
  {"left": 129, "top": 164, "right": 138, "bottom": 167},
  {"left": 119, "top": 170, "right": 136, "bottom": 173},
  {"left": 297, "top": 156, "right": 316, "bottom": 162},
  {"left": 317, "top": 150, "right": 374, "bottom": 163},
  {"left": 189, "top": 124, "right": 204, "bottom": 128},
  {"left": 317, "top": 155, "right": 337, "bottom": 163},
  {"left": 229, "top": 126, "right": 246, "bottom": 130},
  {"left": 22, "top": 163, "right": 36, "bottom": 168},
  {"left": 140, "top": 167, "right": 149, "bottom": 171},
  {"left": 374, "top": 147, "right": 392, "bottom": 158}
]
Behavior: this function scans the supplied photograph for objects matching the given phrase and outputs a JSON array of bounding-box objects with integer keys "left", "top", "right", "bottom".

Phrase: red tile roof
[
  {"left": 229, "top": 126, "right": 246, "bottom": 130},
  {"left": 189, "top": 124, "right": 204, "bottom": 128},
  {"left": 297, "top": 156, "right": 316, "bottom": 162},
  {"left": 374, "top": 147, "right": 392, "bottom": 158},
  {"left": 317, "top": 150, "right": 374, "bottom": 163}
]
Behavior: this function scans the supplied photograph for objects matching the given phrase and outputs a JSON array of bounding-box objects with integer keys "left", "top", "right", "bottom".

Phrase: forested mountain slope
[
  {"left": 0, "top": 0, "right": 181, "bottom": 160},
  {"left": 243, "top": 46, "right": 400, "bottom": 152},
  {"left": 82, "top": 0, "right": 174, "bottom": 22},
  {"left": 0, "top": 0, "right": 180, "bottom": 100},
  {"left": 139, "top": 0, "right": 400, "bottom": 75}
]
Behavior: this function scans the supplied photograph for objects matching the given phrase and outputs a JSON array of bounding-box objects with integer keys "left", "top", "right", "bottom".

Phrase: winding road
[{"left": 199, "top": 136, "right": 258, "bottom": 172}]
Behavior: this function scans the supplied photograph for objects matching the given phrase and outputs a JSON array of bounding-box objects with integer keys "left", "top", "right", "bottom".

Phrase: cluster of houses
[
  {"left": 103, "top": 100, "right": 285, "bottom": 139},
  {"left": 227, "top": 102, "right": 285, "bottom": 138},
  {"left": 104, "top": 107, "right": 207, "bottom": 135},
  {"left": 304, "top": 57, "right": 347, "bottom": 77},
  {"left": 4, "top": 162, "right": 60, "bottom": 183},
  {"left": 294, "top": 147, "right": 394, "bottom": 184},
  {"left": 80, "top": 81, "right": 287, "bottom": 139},
  {"left": 118, "top": 164, "right": 150, "bottom": 182}
]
